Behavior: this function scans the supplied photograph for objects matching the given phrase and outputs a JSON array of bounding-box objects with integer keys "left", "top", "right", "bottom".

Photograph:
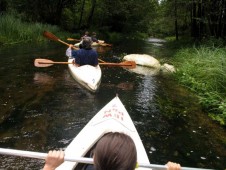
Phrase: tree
[
  {"left": 0, "top": 0, "right": 7, "bottom": 13},
  {"left": 87, "top": 0, "right": 96, "bottom": 27}
]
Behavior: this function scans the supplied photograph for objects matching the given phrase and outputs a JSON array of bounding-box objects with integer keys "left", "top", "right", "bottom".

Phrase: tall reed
[
  {"left": 173, "top": 46, "right": 226, "bottom": 125},
  {"left": 0, "top": 13, "right": 70, "bottom": 45}
]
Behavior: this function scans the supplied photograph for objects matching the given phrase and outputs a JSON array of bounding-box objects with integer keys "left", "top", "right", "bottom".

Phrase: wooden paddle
[
  {"left": 0, "top": 148, "right": 214, "bottom": 170},
  {"left": 43, "top": 31, "right": 105, "bottom": 63},
  {"left": 67, "top": 37, "right": 112, "bottom": 47},
  {"left": 98, "top": 43, "right": 112, "bottom": 47},
  {"left": 67, "top": 38, "right": 81, "bottom": 42},
  {"left": 34, "top": 59, "right": 136, "bottom": 69},
  {"left": 43, "top": 31, "right": 79, "bottom": 50}
]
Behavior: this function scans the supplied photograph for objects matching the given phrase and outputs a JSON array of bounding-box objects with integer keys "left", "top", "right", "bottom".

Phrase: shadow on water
[{"left": 0, "top": 40, "right": 225, "bottom": 169}]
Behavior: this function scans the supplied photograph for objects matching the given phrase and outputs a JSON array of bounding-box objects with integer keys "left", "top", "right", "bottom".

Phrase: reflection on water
[
  {"left": 33, "top": 72, "right": 55, "bottom": 85},
  {"left": 135, "top": 76, "right": 157, "bottom": 113},
  {"left": 129, "top": 65, "right": 160, "bottom": 76},
  {"left": 102, "top": 82, "right": 134, "bottom": 91},
  {"left": 0, "top": 42, "right": 225, "bottom": 169}
]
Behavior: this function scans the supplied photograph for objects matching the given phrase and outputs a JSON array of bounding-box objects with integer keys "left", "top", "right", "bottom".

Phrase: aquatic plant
[{"left": 173, "top": 45, "right": 226, "bottom": 125}]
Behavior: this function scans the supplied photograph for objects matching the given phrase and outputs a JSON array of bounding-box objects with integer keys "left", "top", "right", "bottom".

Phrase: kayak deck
[
  {"left": 68, "top": 58, "right": 101, "bottom": 92},
  {"left": 56, "top": 96, "right": 150, "bottom": 170}
]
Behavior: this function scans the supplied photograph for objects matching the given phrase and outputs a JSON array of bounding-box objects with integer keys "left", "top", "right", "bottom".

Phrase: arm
[
  {"left": 43, "top": 150, "right": 65, "bottom": 170},
  {"left": 93, "top": 50, "right": 99, "bottom": 67},
  {"left": 66, "top": 44, "right": 74, "bottom": 57}
]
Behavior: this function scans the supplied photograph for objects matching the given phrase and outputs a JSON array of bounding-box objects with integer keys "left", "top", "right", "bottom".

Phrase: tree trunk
[
  {"left": 197, "top": 0, "right": 203, "bottom": 39},
  {"left": 87, "top": 0, "right": 96, "bottom": 27},
  {"left": 191, "top": 0, "right": 199, "bottom": 38},
  {"left": 78, "top": 0, "right": 86, "bottom": 29},
  {"left": 55, "top": 1, "right": 64, "bottom": 25},
  {"left": 174, "top": 0, "right": 179, "bottom": 40},
  {"left": 0, "top": 0, "right": 7, "bottom": 13}
]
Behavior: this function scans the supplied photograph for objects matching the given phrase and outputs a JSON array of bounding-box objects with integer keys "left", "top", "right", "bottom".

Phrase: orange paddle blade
[
  {"left": 34, "top": 59, "right": 72, "bottom": 67},
  {"left": 67, "top": 38, "right": 81, "bottom": 42},
  {"left": 99, "top": 61, "right": 136, "bottom": 69},
  {"left": 43, "top": 31, "right": 79, "bottom": 50},
  {"left": 43, "top": 31, "right": 59, "bottom": 41}
]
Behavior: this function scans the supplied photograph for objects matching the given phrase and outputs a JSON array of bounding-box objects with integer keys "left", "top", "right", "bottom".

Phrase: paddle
[
  {"left": 43, "top": 31, "right": 79, "bottom": 50},
  {"left": 67, "top": 37, "right": 112, "bottom": 47},
  {"left": 43, "top": 31, "right": 105, "bottom": 63},
  {"left": 67, "top": 38, "right": 81, "bottom": 42},
  {"left": 0, "top": 148, "right": 214, "bottom": 170},
  {"left": 34, "top": 59, "right": 136, "bottom": 69},
  {"left": 98, "top": 42, "right": 112, "bottom": 47}
]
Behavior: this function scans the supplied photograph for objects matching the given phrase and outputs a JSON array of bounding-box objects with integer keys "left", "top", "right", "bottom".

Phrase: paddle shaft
[
  {"left": 37, "top": 60, "right": 134, "bottom": 67},
  {"left": 0, "top": 148, "right": 214, "bottom": 170},
  {"left": 67, "top": 38, "right": 112, "bottom": 46},
  {"left": 58, "top": 39, "right": 79, "bottom": 50},
  {"left": 0, "top": 148, "right": 92, "bottom": 164}
]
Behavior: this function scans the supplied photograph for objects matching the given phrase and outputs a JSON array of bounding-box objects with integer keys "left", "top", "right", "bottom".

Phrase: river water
[{"left": 0, "top": 39, "right": 225, "bottom": 169}]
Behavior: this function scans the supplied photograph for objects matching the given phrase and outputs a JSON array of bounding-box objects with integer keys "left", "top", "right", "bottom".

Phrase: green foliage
[
  {"left": 61, "top": 8, "right": 74, "bottom": 31},
  {"left": 172, "top": 44, "right": 226, "bottom": 125},
  {"left": 107, "top": 32, "right": 123, "bottom": 43},
  {"left": 0, "top": 13, "right": 72, "bottom": 45}
]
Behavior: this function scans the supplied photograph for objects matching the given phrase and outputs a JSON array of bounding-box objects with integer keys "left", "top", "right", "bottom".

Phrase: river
[{"left": 0, "top": 39, "right": 225, "bottom": 169}]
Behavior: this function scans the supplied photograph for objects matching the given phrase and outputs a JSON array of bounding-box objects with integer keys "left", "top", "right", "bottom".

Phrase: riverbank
[
  {"left": 0, "top": 13, "right": 75, "bottom": 45},
  {"left": 167, "top": 38, "right": 226, "bottom": 125},
  {"left": 0, "top": 13, "right": 147, "bottom": 46}
]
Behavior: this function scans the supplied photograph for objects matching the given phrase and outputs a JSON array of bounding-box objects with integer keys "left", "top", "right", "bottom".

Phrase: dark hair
[
  {"left": 82, "top": 37, "right": 92, "bottom": 49},
  {"left": 94, "top": 132, "right": 137, "bottom": 170}
]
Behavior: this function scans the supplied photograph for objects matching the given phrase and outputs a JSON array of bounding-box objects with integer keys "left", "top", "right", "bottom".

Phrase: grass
[
  {"left": 0, "top": 13, "right": 74, "bottom": 45},
  {"left": 172, "top": 44, "right": 226, "bottom": 125}
]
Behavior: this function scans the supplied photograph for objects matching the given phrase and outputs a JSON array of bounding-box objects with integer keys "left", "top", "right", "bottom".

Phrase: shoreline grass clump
[
  {"left": 172, "top": 45, "right": 226, "bottom": 125},
  {"left": 0, "top": 13, "right": 72, "bottom": 45}
]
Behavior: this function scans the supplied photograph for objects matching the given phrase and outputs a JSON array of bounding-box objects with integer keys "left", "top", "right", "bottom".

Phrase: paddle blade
[
  {"left": 120, "top": 61, "right": 136, "bottom": 69},
  {"left": 100, "top": 43, "right": 112, "bottom": 47},
  {"left": 67, "top": 38, "right": 80, "bottom": 42},
  {"left": 43, "top": 31, "right": 59, "bottom": 41},
  {"left": 34, "top": 59, "right": 54, "bottom": 67},
  {"left": 99, "top": 61, "right": 136, "bottom": 69}
]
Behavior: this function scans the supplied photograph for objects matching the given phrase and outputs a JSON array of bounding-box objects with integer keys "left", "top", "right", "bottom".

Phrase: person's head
[
  {"left": 92, "top": 32, "right": 96, "bottom": 36},
  {"left": 93, "top": 132, "right": 137, "bottom": 170},
  {"left": 85, "top": 31, "right": 89, "bottom": 36},
  {"left": 82, "top": 37, "right": 92, "bottom": 49}
]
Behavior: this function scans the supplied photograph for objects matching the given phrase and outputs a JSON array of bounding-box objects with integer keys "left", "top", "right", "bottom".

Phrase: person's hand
[
  {"left": 69, "top": 44, "right": 74, "bottom": 48},
  {"left": 72, "top": 59, "right": 76, "bottom": 65},
  {"left": 166, "top": 161, "right": 181, "bottom": 170},
  {"left": 43, "top": 150, "right": 65, "bottom": 170}
]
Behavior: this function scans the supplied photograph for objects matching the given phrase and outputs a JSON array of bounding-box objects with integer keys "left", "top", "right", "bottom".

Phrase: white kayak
[
  {"left": 74, "top": 40, "right": 105, "bottom": 47},
  {"left": 57, "top": 96, "right": 150, "bottom": 170},
  {"left": 68, "top": 58, "right": 102, "bottom": 92}
]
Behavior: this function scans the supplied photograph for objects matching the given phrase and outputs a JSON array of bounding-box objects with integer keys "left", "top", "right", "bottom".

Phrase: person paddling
[
  {"left": 43, "top": 132, "right": 181, "bottom": 170},
  {"left": 66, "top": 37, "right": 98, "bottom": 67},
  {"left": 91, "top": 32, "right": 99, "bottom": 43}
]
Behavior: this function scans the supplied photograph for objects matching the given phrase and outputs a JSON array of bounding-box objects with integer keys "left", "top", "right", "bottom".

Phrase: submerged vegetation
[{"left": 172, "top": 41, "right": 226, "bottom": 125}]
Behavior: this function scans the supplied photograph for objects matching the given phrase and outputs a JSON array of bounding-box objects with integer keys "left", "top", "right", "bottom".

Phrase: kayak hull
[
  {"left": 56, "top": 96, "right": 150, "bottom": 170},
  {"left": 68, "top": 58, "right": 101, "bottom": 92},
  {"left": 74, "top": 40, "right": 105, "bottom": 47}
]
